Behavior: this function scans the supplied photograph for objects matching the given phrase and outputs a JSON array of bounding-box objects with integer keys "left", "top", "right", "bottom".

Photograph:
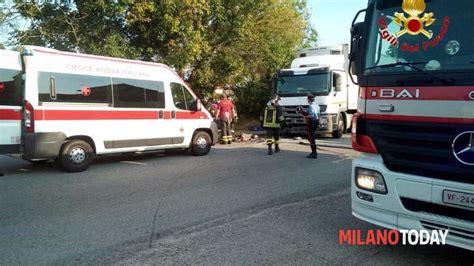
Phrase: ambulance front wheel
[
  {"left": 191, "top": 131, "right": 212, "bottom": 156},
  {"left": 58, "top": 140, "right": 94, "bottom": 172}
]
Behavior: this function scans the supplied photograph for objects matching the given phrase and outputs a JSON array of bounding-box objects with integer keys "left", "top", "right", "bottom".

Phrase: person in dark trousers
[
  {"left": 261, "top": 94, "right": 285, "bottom": 155},
  {"left": 216, "top": 94, "right": 235, "bottom": 144},
  {"left": 299, "top": 94, "right": 320, "bottom": 159}
]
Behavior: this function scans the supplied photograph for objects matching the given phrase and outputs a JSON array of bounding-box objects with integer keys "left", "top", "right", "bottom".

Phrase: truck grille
[
  {"left": 421, "top": 221, "right": 474, "bottom": 241},
  {"left": 282, "top": 105, "right": 327, "bottom": 124},
  {"left": 401, "top": 197, "right": 474, "bottom": 222},
  {"left": 366, "top": 120, "right": 474, "bottom": 184}
]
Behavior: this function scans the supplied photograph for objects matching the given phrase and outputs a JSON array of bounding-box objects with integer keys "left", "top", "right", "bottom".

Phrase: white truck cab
[{"left": 275, "top": 44, "right": 358, "bottom": 138}]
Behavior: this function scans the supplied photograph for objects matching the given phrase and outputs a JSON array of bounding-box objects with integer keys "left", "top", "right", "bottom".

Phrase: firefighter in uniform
[{"left": 260, "top": 94, "right": 285, "bottom": 155}]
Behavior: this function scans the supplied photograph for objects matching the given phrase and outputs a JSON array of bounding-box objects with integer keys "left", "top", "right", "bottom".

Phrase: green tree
[
  {"left": 9, "top": 1, "right": 139, "bottom": 58},
  {"left": 126, "top": 0, "right": 212, "bottom": 75}
]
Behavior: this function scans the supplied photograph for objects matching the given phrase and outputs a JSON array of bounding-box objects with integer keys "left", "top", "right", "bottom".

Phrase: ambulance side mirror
[{"left": 194, "top": 99, "right": 202, "bottom": 112}]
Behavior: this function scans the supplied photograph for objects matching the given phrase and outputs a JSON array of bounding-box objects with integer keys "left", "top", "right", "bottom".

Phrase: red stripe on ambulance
[
  {"left": 0, "top": 109, "right": 21, "bottom": 120},
  {"left": 34, "top": 110, "right": 208, "bottom": 121}
]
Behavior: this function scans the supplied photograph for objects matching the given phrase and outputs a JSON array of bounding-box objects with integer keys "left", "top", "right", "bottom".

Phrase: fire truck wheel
[
  {"left": 332, "top": 115, "right": 345, "bottom": 139},
  {"left": 191, "top": 131, "right": 212, "bottom": 156},
  {"left": 58, "top": 140, "right": 94, "bottom": 172}
]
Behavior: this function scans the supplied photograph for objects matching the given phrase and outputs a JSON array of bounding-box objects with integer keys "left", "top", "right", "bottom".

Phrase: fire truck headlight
[{"left": 356, "top": 168, "right": 387, "bottom": 194}]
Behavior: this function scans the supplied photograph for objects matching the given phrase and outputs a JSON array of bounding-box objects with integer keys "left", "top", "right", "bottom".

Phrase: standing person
[
  {"left": 228, "top": 96, "right": 238, "bottom": 140},
  {"left": 215, "top": 94, "right": 234, "bottom": 144},
  {"left": 301, "top": 93, "right": 320, "bottom": 159},
  {"left": 260, "top": 94, "right": 284, "bottom": 155}
]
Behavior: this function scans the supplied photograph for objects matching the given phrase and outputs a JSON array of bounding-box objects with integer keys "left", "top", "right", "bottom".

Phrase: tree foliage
[
  {"left": 9, "top": 1, "right": 139, "bottom": 58},
  {"left": 5, "top": 0, "right": 316, "bottom": 117}
]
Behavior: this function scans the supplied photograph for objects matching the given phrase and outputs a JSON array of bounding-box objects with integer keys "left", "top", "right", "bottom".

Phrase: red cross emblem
[
  {"left": 81, "top": 86, "right": 91, "bottom": 97},
  {"left": 179, "top": 127, "right": 184, "bottom": 133}
]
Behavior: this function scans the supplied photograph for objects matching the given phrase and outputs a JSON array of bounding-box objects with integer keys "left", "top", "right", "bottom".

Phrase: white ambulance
[{"left": 0, "top": 46, "right": 218, "bottom": 172}]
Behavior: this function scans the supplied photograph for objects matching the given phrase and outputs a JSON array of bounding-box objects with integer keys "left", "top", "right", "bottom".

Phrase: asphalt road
[{"left": 0, "top": 140, "right": 472, "bottom": 265}]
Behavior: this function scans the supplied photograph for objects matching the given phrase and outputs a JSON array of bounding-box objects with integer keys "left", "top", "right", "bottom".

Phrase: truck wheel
[
  {"left": 191, "top": 131, "right": 212, "bottom": 156},
  {"left": 332, "top": 115, "right": 345, "bottom": 139},
  {"left": 58, "top": 140, "right": 94, "bottom": 172}
]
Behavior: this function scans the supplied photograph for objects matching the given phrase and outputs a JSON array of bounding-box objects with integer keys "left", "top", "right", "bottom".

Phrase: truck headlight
[
  {"left": 319, "top": 117, "right": 328, "bottom": 125},
  {"left": 355, "top": 168, "right": 387, "bottom": 194}
]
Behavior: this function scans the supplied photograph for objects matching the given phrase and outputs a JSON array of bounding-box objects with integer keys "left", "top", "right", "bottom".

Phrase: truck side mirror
[
  {"left": 271, "top": 78, "right": 277, "bottom": 94},
  {"left": 349, "top": 22, "right": 364, "bottom": 76},
  {"left": 349, "top": 9, "right": 366, "bottom": 84},
  {"left": 333, "top": 73, "right": 343, "bottom": 92}
]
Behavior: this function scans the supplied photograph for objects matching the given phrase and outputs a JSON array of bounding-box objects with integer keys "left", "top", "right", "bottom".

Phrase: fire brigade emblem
[{"left": 393, "top": 0, "right": 435, "bottom": 39}]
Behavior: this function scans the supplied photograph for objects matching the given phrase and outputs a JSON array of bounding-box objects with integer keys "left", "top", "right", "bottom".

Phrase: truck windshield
[
  {"left": 277, "top": 73, "right": 330, "bottom": 96},
  {"left": 0, "top": 68, "right": 22, "bottom": 106},
  {"left": 365, "top": 0, "right": 474, "bottom": 74}
]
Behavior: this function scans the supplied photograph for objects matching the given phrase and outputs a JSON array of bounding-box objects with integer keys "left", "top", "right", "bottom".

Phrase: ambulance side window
[
  {"left": 171, "top": 83, "right": 187, "bottom": 110},
  {"left": 112, "top": 78, "right": 165, "bottom": 108},
  {"left": 183, "top": 87, "right": 196, "bottom": 111},
  {"left": 38, "top": 72, "right": 112, "bottom": 104},
  {"left": 171, "top": 83, "right": 196, "bottom": 111}
]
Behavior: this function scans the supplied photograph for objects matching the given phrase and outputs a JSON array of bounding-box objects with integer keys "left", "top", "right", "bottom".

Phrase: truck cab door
[{"left": 0, "top": 54, "right": 23, "bottom": 154}]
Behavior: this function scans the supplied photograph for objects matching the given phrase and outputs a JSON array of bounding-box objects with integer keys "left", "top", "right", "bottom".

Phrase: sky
[{"left": 308, "top": 0, "right": 368, "bottom": 46}]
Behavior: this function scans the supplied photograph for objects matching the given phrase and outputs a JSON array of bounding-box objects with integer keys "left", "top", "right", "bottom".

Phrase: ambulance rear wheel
[
  {"left": 58, "top": 140, "right": 94, "bottom": 172},
  {"left": 191, "top": 131, "right": 211, "bottom": 156}
]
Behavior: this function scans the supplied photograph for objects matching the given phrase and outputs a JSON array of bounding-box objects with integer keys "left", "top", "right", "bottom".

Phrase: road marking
[{"left": 120, "top": 161, "right": 148, "bottom": 166}]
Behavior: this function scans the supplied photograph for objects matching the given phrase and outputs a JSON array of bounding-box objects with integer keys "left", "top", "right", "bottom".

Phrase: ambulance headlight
[
  {"left": 356, "top": 168, "right": 387, "bottom": 194},
  {"left": 319, "top": 117, "right": 328, "bottom": 125}
]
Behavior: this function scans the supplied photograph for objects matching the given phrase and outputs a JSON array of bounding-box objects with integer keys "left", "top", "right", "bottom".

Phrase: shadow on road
[{"left": 0, "top": 143, "right": 349, "bottom": 178}]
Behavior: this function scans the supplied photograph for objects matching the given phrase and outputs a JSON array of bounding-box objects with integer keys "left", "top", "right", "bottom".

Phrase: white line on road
[{"left": 120, "top": 161, "right": 148, "bottom": 166}]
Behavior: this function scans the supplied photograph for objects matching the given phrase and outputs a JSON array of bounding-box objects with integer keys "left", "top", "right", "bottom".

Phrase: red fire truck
[{"left": 349, "top": 0, "right": 473, "bottom": 250}]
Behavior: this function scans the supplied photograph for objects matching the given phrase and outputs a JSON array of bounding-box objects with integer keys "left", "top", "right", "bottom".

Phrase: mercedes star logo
[{"left": 452, "top": 131, "right": 474, "bottom": 166}]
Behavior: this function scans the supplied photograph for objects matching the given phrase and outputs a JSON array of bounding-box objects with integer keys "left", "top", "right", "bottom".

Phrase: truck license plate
[{"left": 443, "top": 190, "right": 474, "bottom": 209}]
